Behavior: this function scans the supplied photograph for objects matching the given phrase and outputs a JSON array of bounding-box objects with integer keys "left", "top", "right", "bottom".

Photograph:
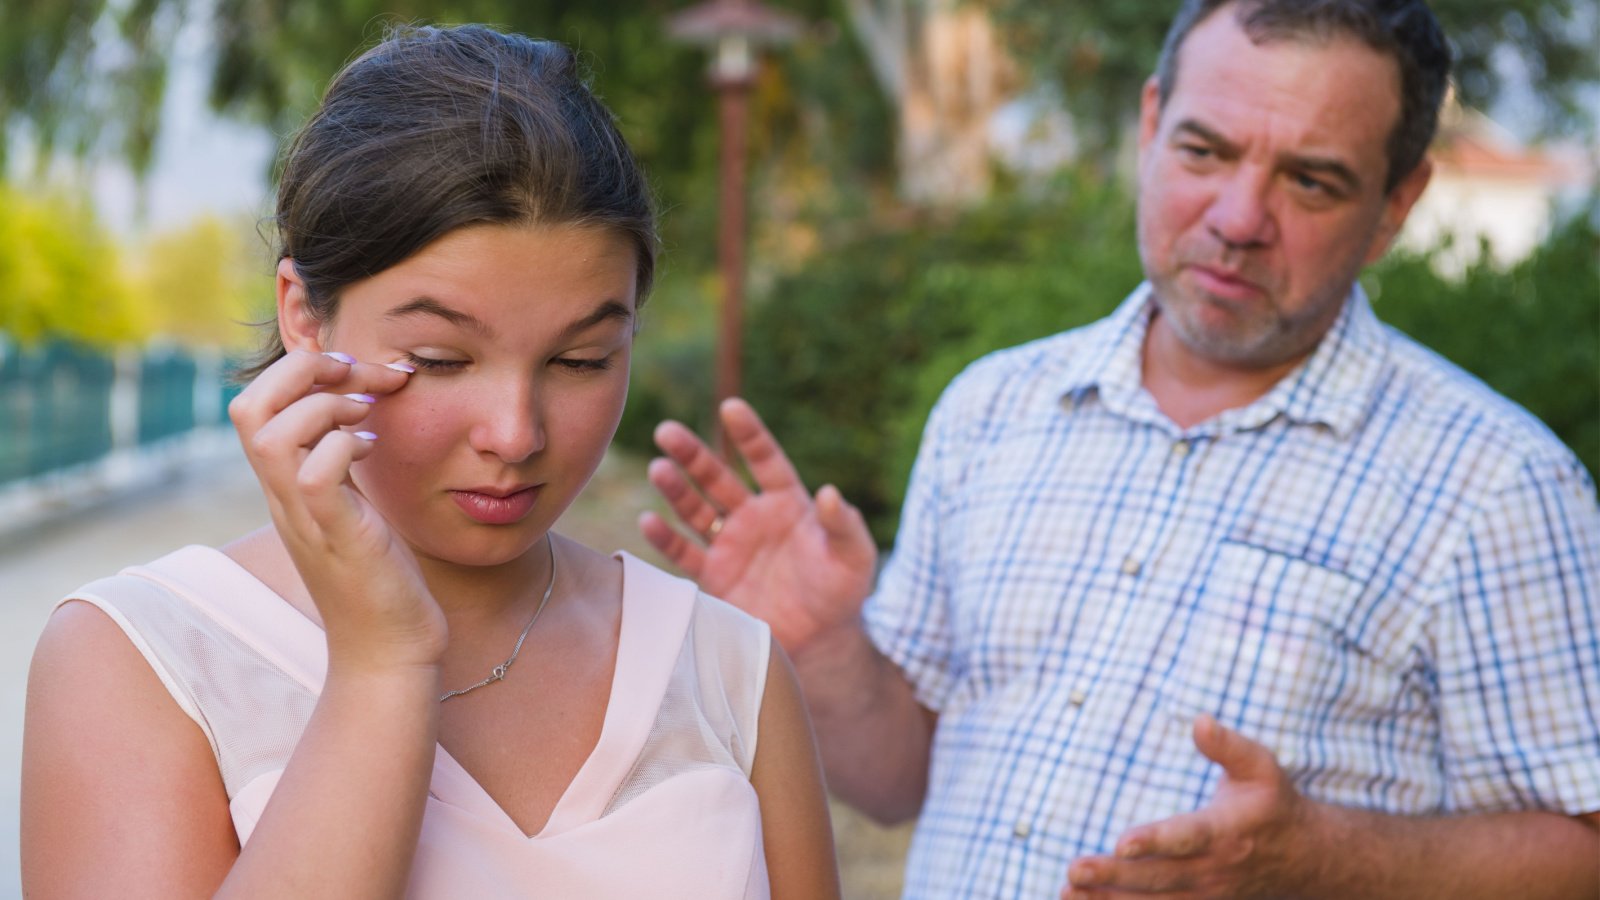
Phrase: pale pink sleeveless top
[{"left": 62, "top": 546, "right": 773, "bottom": 898}]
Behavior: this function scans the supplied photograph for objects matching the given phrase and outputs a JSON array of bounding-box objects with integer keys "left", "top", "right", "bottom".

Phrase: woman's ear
[{"left": 277, "top": 258, "right": 323, "bottom": 353}]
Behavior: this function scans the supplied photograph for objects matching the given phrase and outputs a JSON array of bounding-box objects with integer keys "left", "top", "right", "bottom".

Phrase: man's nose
[{"left": 1205, "top": 168, "right": 1277, "bottom": 250}]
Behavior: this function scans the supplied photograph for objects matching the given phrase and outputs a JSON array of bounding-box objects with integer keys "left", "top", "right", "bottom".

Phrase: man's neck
[{"left": 1141, "top": 312, "right": 1307, "bottom": 430}]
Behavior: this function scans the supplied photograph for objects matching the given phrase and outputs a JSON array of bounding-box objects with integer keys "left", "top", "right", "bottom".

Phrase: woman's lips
[{"left": 449, "top": 486, "right": 540, "bottom": 525}]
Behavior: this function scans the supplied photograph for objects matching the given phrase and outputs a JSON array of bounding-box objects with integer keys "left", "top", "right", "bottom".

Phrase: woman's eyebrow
[
  {"left": 385, "top": 297, "right": 493, "bottom": 336},
  {"left": 558, "top": 300, "right": 633, "bottom": 341}
]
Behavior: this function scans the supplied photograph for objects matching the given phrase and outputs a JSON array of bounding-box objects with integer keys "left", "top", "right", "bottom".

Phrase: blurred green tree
[
  {"left": 0, "top": 184, "right": 145, "bottom": 346},
  {"left": 8, "top": 2, "right": 1594, "bottom": 203},
  {"left": 977, "top": 0, "right": 1600, "bottom": 159},
  {"left": 129, "top": 214, "right": 272, "bottom": 348}
]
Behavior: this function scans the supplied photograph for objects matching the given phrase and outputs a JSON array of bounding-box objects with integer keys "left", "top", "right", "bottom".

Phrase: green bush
[
  {"left": 744, "top": 173, "right": 1143, "bottom": 543},
  {"left": 741, "top": 179, "right": 1598, "bottom": 545},
  {"left": 1368, "top": 210, "right": 1599, "bottom": 480}
]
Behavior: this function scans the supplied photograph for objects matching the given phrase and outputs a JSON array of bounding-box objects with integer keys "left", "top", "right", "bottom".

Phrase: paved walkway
[
  {"left": 0, "top": 443, "right": 267, "bottom": 895},
  {"left": 0, "top": 443, "right": 909, "bottom": 895}
]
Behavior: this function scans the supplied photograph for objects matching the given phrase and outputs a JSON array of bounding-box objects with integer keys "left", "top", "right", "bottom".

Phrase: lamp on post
[{"left": 666, "top": 0, "right": 801, "bottom": 458}]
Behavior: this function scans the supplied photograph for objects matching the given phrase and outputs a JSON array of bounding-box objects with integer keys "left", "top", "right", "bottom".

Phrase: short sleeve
[
  {"left": 864, "top": 380, "right": 966, "bottom": 713},
  {"left": 1430, "top": 455, "right": 1600, "bottom": 815}
]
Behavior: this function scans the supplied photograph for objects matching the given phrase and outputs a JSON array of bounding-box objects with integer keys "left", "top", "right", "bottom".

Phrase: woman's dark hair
[
  {"left": 1154, "top": 0, "right": 1451, "bottom": 193},
  {"left": 239, "top": 24, "right": 658, "bottom": 381}
]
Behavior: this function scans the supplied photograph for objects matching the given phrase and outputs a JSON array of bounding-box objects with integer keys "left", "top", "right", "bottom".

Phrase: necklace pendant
[{"left": 437, "top": 535, "right": 557, "bottom": 703}]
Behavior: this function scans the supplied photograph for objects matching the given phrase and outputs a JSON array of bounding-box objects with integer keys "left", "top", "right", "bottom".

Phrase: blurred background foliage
[
  {"left": 2, "top": 0, "right": 1597, "bottom": 542},
  {"left": 0, "top": 184, "right": 269, "bottom": 350},
  {"left": 740, "top": 172, "right": 1599, "bottom": 543}
]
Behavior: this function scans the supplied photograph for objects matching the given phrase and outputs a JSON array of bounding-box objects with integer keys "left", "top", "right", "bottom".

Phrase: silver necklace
[{"left": 439, "top": 536, "right": 557, "bottom": 702}]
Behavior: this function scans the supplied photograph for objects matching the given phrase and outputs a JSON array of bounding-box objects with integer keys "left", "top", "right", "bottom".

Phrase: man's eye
[
  {"left": 1178, "top": 143, "right": 1213, "bottom": 160},
  {"left": 1293, "top": 173, "right": 1328, "bottom": 192}
]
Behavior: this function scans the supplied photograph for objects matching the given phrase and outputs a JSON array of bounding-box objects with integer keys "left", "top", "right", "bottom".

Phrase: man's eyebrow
[
  {"left": 1173, "top": 119, "right": 1237, "bottom": 154},
  {"left": 385, "top": 297, "right": 492, "bottom": 336},
  {"left": 558, "top": 300, "right": 634, "bottom": 340},
  {"left": 1174, "top": 118, "right": 1361, "bottom": 193}
]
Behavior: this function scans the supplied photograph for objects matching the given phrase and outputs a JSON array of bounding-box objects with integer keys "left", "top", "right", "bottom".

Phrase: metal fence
[{"left": 0, "top": 336, "right": 236, "bottom": 487}]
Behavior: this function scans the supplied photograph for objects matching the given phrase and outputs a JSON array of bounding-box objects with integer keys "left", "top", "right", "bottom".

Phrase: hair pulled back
[{"left": 242, "top": 24, "right": 658, "bottom": 380}]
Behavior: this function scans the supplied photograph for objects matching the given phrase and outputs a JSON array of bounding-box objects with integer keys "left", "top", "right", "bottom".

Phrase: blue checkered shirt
[{"left": 864, "top": 284, "right": 1600, "bottom": 899}]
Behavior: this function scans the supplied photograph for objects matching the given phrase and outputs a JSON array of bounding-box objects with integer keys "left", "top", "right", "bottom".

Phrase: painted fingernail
[
  {"left": 342, "top": 393, "right": 377, "bottom": 404},
  {"left": 384, "top": 361, "right": 417, "bottom": 373},
  {"left": 353, "top": 431, "right": 378, "bottom": 441},
  {"left": 323, "top": 351, "right": 356, "bottom": 365}
]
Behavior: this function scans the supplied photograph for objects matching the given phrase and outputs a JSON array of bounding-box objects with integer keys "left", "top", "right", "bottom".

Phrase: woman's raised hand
[
  {"left": 639, "top": 398, "right": 878, "bottom": 655},
  {"left": 229, "top": 350, "right": 446, "bottom": 673}
]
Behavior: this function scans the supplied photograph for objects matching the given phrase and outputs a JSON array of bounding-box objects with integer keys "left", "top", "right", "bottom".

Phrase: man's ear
[
  {"left": 1137, "top": 75, "right": 1163, "bottom": 162},
  {"left": 1363, "top": 158, "right": 1433, "bottom": 265},
  {"left": 277, "top": 257, "right": 323, "bottom": 353}
]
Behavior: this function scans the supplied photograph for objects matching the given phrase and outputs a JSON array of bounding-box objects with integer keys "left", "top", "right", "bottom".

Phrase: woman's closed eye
[
  {"left": 554, "top": 355, "right": 613, "bottom": 373},
  {"left": 403, "top": 353, "right": 468, "bottom": 373}
]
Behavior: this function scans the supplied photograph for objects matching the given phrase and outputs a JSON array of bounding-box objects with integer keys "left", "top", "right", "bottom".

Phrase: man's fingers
[
  {"left": 652, "top": 419, "right": 752, "bottom": 512},
  {"left": 1117, "top": 813, "right": 1213, "bottom": 859},
  {"left": 720, "top": 397, "right": 804, "bottom": 495},
  {"left": 1193, "top": 714, "right": 1279, "bottom": 782},
  {"left": 637, "top": 511, "right": 707, "bottom": 579},
  {"left": 1067, "top": 853, "right": 1202, "bottom": 893},
  {"left": 816, "top": 484, "right": 875, "bottom": 559},
  {"left": 647, "top": 456, "right": 726, "bottom": 539}
]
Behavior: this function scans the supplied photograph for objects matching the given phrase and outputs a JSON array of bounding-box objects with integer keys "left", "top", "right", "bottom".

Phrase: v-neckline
[{"left": 148, "top": 545, "right": 681, "bottom": 841}]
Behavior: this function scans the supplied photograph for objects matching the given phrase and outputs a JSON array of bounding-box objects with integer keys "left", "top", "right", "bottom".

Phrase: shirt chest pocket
[{"left": 1158, "top": 541, "right": 1396, "bottom": 735}]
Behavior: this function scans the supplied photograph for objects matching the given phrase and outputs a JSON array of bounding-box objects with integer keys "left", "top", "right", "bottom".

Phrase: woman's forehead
[{"left": 345, "top": 224, "right": 639, "bottom": 329}]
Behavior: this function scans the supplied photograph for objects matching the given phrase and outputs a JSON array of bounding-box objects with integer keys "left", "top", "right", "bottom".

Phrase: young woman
[{"left": 22, "top": 25, "right": 839, "bottom": 899}]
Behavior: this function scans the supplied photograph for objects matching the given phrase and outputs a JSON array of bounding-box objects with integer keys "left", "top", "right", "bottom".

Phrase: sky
[{"left": 85, "top": 14, "right": 275, "bottom": 238}]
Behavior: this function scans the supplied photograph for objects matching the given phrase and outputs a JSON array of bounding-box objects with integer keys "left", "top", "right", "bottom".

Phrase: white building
[{"left": 1400, "top": 107, "right": 1595, "bottom": 276}]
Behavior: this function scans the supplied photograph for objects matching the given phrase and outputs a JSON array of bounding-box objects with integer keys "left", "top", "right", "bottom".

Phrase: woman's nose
[{"left": 467, "top": 383, "right": 545, "bottom": 464}]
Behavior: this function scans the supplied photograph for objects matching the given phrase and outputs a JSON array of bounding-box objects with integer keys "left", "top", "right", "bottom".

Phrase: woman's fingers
[
  {"left": 249, "top": 392, "right": 375, "bottom": 459},
  {"left": 229, "top": 350, "right": 409, "bottom": 436},
  {"left": 296, "top": 428, "right": 380, "bottom": 533},
  {"left": 229, "top": 349, "right": 411, "bottom": 534}
]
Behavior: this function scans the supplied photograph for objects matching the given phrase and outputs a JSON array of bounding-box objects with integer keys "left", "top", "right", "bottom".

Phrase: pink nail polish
[
  {"left": 323, "top": 351, "right": 356, "bottom": 365},
  {"left": 354, "top": 431, "right": 378, "bottom": 441},
  {"left": 343, "top": 393, "right": 377, "bottom": 404},
  {"left": 384, "top": 361, "right": 417, "bottom": 373}
]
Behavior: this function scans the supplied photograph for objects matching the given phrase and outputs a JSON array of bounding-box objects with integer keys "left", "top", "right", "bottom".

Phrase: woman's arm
[
  {"left": 24, "top": 351, "right": 443, "bottom": 899},
  {"left": 750, "top": 640, "right": 842, "bottom": 900},
  {"left": 23, "top": 602, "right": 240, "bottom": 897},
  {"left": 22, "top": 599, "right": 442, "bottom": 900}
]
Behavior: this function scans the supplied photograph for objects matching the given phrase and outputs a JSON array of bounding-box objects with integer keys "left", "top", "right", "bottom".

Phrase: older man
[{"left": 642, "top": 1, "right": 1600, "bottom": 896}]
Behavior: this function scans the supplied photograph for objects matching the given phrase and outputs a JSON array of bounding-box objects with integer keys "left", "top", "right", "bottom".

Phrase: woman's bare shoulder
[{"left": 23, "top": 599, "right": 238, "bottom": 896}]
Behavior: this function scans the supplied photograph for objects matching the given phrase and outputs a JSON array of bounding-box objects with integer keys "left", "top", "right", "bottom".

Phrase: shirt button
[
  {"left": 1172, "top": 439, "right": 1191, "bottom": 457},
  {"left": 1121, "top": 557, "right": 1142, "bottom": 576},
  {"left": 1013, "top": 821, "right": 1032, "bottom": 839},
  {"left": 1069, "top": 689, "right": 1088, "bottom": 706}
]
